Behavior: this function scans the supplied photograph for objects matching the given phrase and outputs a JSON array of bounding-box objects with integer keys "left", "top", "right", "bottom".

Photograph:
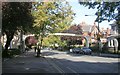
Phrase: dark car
[{"left": 80, "top": 47, "right": 92, "bottom": 54}]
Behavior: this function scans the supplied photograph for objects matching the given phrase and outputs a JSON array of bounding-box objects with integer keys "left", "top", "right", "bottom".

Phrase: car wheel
[
  {"left": 82, "top": 52, "right": 85, "bottom": 54},
  {"left": 89, "top": 52, "right": 92, "bottom": 55}
]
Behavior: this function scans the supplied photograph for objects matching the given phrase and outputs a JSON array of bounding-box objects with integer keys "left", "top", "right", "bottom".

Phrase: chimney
[{"left": 101, "top": 28, "right": 104, "bottom": 32}]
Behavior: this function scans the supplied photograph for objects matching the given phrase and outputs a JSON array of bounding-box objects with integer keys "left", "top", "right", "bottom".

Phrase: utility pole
[
  {"left": 97, "top": 14, "right": 101, "bottom": 55},
  {"left": 85, "top": 11, "right": 101, "bottom": 55}
]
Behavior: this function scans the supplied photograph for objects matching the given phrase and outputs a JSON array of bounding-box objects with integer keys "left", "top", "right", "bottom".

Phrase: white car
[{"left": 70, "top": 48, "right": 81, "bottom": 53}]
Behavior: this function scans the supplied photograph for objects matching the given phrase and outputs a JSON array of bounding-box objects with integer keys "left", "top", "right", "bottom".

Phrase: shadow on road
[
  {"left": 66, "top": 51, "right": 120, "bottom": 58},
  {"left": 2, "top": 50, "right": 119, "bottom": 74},
  {"left": 42, "top": 51, "right": 59, "bottom": 56},
  {"left": 51, "top": 58, "right": 119, "bottom": 73}
]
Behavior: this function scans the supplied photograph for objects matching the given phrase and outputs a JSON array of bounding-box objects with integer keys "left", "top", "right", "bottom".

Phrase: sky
[{"left": 66, "top": 0, "right": 114, "bottom": 29}]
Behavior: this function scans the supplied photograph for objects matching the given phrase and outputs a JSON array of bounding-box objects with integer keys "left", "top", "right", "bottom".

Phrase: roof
[
  {"left": 63, "top": 23, "right": 99, "bottom": 34},
  {"left": 63, "top": 25, "right": 82, "bottom": 34},
  {"left": 81, "top": 25, "right": 93, "bottom": 32}
]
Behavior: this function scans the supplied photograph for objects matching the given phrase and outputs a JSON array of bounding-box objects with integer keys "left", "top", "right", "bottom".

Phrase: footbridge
[{"left": 48, "top": 33, "right": 90, "bottom": 48}]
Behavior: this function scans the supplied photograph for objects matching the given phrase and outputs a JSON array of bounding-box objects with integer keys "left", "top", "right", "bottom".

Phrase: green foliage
[
  {"left": 9, "top": 48, "right": 21, "bottom": 55},
  {"left": 2, "top": 48, "right": 21, "bottom": 58},
  {"left": 79, "top": 1, "right": 120, "bottom": 23},
  {"left": 2, "top": 2, "right": 33, "bottom": 33},
  {"left": 2, "top": 2, "right": 34, "bottom": 50},
  {"left": 43, "top": 36, "right": 67, "bottom": 47},
  {"left": 90, "top": 43, "right": 99, "bottom": 52},
  {"left": 32, "top": 1, "right": 75, "bottom": 46}
]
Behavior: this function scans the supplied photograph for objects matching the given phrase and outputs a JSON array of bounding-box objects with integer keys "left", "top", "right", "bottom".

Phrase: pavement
[
  {"left": 2, "top": 49, "right": 61, "bottom": 74},
  {"left": 64, "top": 50, "right": 120, "bottom": 58},
  {"left": 91, "top": 52, "right": 120, "bottom": 58}
]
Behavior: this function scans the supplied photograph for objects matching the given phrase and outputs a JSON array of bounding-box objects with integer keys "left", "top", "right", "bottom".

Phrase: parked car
[
  {"left": 44, "top": 47, "right": 52, "bottom": 50},
  {"left": 70, "top": 48, "right": 81, "bottom": 53},
  {"left": 80, "top": 47, "right": 92, "bottom": 54},
  {"left": 57, "top": 47, "right": 62, "bottom": 51}
]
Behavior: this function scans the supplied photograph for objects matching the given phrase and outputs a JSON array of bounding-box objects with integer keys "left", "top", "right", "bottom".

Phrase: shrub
[
  {"left": 9, "top": 48, "right": 21, "bottom": 55},
  {"left": 2, "top": 48, "right": 21, "bottom": 58},
  {"left": 2, "top": 50, "right": 11, "bottom": 58},
  {"left": 90, "top": 43, "right": 99, "bottom": 52}
]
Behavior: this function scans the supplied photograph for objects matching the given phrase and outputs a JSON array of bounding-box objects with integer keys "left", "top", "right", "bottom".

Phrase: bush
[
  {"left": 90, "top": 43, "right": 99, "bottom": 52},
  {"left": 9, "top": 48, "right": 21, "bottom": 55},
  {"left": 2, "top": 48, "right": 21, "bottom": 58},
  {"left": 2, "top": 50, "right": 11, "bottom": 58},
  {"left": 90, "top": 42, "right": 120, "bottom": 54}
]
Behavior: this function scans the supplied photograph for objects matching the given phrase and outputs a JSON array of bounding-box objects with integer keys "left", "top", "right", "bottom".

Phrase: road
[
  {"left": 2, "top": 49, "right": 119, "bottom": 74},
  {"left": 42, "top": 49, "right": 119, "bottom": 73}
]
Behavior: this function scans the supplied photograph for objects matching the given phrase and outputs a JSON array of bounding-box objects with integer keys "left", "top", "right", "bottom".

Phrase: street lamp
[
  {"left": 85, "top": 14, "right": 101, "bottom": 55},
  {"left": 85, "top": 14, "right": 100, "bottom": 35}
]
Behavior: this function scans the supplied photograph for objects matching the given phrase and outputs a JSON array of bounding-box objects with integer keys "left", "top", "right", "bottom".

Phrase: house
[
  {"left": 62, "top": 21, "right": 112, "bottom": 47},
  {"left": 61, "top": 22, "right": 99, "bottom": 46},
  {"left": 78, "top": 21, "right": 99, "bottom": 44},
  {"left": 61, "top": 24, "right": 83, "bottom": 45},
  {"left": 107, "top": 21, "right": 119, "bottom": 51},
  {"left": 110, "top": 21, "right": 118, "bottom": 35},
  {"left": 1, "top": 31, "right": 36, "bottom": 52},
  {"left": 100, "top": 27, "right": 111, "bottom": 43}
]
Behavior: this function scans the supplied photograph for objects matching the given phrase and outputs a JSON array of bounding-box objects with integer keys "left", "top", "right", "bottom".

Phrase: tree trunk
[
  {"left": 36, "top": 47, "right": 40, "bottom": 57},
  {"left": 3, "top": 31, "right": 14, "bottom": 57},
  {"left": 5, "top": 32, "right": 14, "bottom": 50},
  {"left": 36, "top": 38, "right": 43, "bottom": 57}
]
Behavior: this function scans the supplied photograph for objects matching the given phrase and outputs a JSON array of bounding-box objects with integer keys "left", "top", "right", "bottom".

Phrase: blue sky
[{"left": 66, "top": 0, "right": 113, "bottom": 29}]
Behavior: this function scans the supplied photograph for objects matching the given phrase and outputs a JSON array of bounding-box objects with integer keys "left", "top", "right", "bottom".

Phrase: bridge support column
[
  {"left": 107, "top": 37, "right": 118, "bottom": 53},
  {"left": 84, "top": 36, "right": 89, "bottom": 48}
]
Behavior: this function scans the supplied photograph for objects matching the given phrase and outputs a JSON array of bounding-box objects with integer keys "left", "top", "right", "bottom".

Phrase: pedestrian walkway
[
  {"left": 2, "top": 49, "right": 60, "bottom": 73},
  {"left": 91, "top": 52, "right": 120, "bottom": 58}
]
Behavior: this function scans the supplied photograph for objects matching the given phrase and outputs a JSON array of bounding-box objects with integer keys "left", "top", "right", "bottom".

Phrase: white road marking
[
  {"left": 54, "top": 59, "right": 78, "bottom": 73},
  {"left": 45, "top": 55, "right": 65, "bottom": 73},
  {"left": 49, "top": 60, "right": 65, "bottom": 73},
  {"left": 66, "top": 67, "right": 77, "bottom": 73},
  {"left": 56, "top": 60, "right": 63, "bottom": 65}
]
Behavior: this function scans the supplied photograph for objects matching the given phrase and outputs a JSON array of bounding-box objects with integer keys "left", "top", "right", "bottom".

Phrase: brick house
[
  {"left": 61, "top": 24, "right": 83, "bottom": 45},
  {"left": 78, "top": 21, "right": 99, "bottom": 44},
  {"left": 62, "top": 21, "right": 111, "bottom": 46}
]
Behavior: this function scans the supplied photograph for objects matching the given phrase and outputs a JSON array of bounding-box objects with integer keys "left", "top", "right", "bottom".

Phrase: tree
[
  {"left": 32, "top": 1, "right": 75, "bottom": 56},
  {"left": 25, "top": 36, "right": 37, "bottom": 48},
  {"left": 43, "top": 35, "right": 67, "bottom": 49},
  {"left": 79, "top": 1, "right": 120, "bottom": 32},
  {"left": 2, "top": 2, "right": 33, "bottom": 56},
  {"left": 79, "top": 1, "right": 120, "bottom": 51}
]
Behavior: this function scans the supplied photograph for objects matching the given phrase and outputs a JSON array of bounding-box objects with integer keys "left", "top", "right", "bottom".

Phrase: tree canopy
[
  {"left": 32, "top": 1, "right": 75, "bottom": 46},
  {"left": 2, "top": 2, "right": 33, "bottom": 50},
  {"left": 79, "top": 1, "right": 120, "bottom": 32},
  {"left": 32, "top": 1, "right": 75, "bottom": 56}
]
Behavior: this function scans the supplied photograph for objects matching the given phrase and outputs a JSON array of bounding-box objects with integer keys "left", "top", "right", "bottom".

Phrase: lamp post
[
  {"left": 97, "top": 14, "right": 101, "bottom": 55},
  {"left": 85, "top": 14, "right": 101, "bottom": 55}
]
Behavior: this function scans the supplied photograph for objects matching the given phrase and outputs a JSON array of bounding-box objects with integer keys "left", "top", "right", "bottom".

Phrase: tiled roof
[
  {"left": 63, "top": 25, "right": 82, "bottom": 34},
  {"left": 63, "top": 29, "right": 82, "bottom": 34}
]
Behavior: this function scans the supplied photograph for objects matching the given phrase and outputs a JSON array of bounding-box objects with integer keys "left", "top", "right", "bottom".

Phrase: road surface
[
  {"left": 2, "top": 49, "right": 119, "bottom": 74},
  {"left": 42, "top": 49, "right": 119, "bottom": 73}
]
